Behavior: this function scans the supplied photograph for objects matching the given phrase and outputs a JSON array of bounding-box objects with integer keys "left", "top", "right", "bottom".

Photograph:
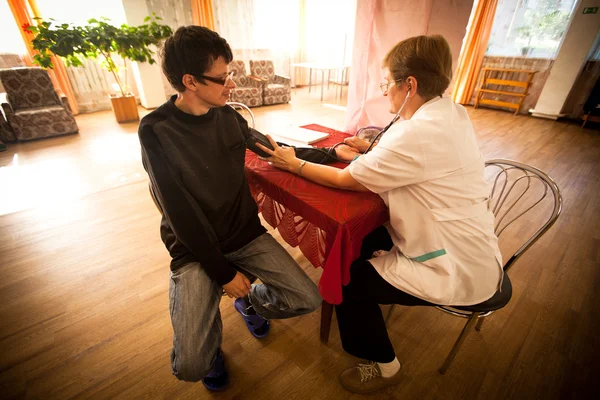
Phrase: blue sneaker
[
  {"left": 234, "top": 297, "right": 270, "bottom": 338},
  {"left": 202, "top": 349, "right": 229, "bottom": 391}
]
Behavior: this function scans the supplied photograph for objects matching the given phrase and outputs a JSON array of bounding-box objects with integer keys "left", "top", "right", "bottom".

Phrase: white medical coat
[{"left": 349, "top": 97, "right": 503, "bottom": 305}]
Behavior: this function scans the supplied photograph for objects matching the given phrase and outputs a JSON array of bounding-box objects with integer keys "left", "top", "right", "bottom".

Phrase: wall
[
  {"left": 531, "top": 0, "right": 600, "bottom": 119},
  {"left": 344, "top": 0, "right": 474, "bottom": 133},
  {"left": 145, "top": 0, "right": 193, "bottom": 97}
]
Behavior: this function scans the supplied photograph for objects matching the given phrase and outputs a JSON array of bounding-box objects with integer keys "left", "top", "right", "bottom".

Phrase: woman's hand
[
  {"left": 334, "top": 144, "right": 360, "bottom": 162},
  {"left": 344, "top": 136, "right": 371, "bottom": 153},
  {"left": 256, "top": 135, "right": 302, "bottom": 173}
]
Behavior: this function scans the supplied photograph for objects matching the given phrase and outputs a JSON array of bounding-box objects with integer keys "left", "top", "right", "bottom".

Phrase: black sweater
[{"left": 138, "top": 96, "right": 266, "bottom": 285}]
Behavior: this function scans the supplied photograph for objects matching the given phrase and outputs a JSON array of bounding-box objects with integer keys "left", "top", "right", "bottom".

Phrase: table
[
  {"left": 244, "top": 124, "right": 389, "bottom": 342},
  {"left": 291, "top": 62, "right": 350, "bottom": 101}
]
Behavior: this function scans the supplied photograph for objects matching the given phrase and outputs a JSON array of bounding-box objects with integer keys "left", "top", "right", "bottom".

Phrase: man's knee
[
  {"left": 304, "top": 286, "right": 323, "bottom": 312},
  {"left": 288, "top": 283, "right": 322, "bottom": 314},
  {"left": 171, "top": 348, "right": 214, "bottom": 382}
]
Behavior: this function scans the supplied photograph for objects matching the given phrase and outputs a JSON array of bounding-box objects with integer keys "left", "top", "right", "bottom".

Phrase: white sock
[{"left": 377, "top": 357, "right": 401, "bottom": 378}]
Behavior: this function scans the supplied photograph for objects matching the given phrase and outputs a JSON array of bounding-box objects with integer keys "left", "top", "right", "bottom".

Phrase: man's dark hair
[{"left": 160, "top": 26, "right": 233, "bottom": 92}]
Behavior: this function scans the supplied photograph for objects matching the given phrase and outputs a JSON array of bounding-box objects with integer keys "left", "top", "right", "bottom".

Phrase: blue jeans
[{"left": 169, "top": 233, "right": 322, "bottom": 382}]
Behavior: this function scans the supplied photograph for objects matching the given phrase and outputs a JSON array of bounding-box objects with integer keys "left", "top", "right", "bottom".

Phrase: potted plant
[{"left": 25, "top": 15, "right": 172, "bottom": 123}]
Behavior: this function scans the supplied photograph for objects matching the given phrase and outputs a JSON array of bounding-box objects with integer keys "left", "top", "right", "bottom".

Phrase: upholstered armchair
[
  {"left": 249, "top": 60, "right": 291, "bottom": 105},
  {"left": 229, "top": 61, "right": 263, "bottom": 107},
  {"left": 0, "top": 108, "right": 15, "bottom": 143},
  {"left": 0, "top": 67, "right": 78, "bottom": 141}
]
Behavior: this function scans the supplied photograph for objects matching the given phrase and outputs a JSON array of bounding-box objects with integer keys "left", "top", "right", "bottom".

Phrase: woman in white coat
[{"left": 258, "top": 35, "right": 503, "bottom": 394}]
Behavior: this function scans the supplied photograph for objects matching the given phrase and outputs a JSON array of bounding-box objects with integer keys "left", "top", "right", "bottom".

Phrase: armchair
[
  {"left": 0, "top": 67, "right": 78, "bottom": 141},
  {"left": 249, "top": 60, "right": 291, "bottom": 105},
  {"left": 0, "top": 107, "right": 15, "bottom": 143},
  {"left": 229, "top": 61, "right": 263, "bottom": 107}
]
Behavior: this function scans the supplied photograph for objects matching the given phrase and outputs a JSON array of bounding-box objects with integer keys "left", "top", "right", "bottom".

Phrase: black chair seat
[{"left": 453, "top": 273, "right": 512, "bottom": 313}]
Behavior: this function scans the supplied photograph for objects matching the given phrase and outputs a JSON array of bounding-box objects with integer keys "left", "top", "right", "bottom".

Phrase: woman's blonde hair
[{"left": 383, "top": 35, "right": 452, "bottom": 98}]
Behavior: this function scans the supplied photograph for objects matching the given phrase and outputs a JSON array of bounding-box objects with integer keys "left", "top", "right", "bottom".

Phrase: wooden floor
[{"left": 1, "top": 89, "right": 599, "bottom": 399}]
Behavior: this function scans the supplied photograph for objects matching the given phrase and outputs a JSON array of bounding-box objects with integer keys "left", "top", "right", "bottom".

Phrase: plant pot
[{"left": 109, "top": 94, "right": 139, "bottom": 123}]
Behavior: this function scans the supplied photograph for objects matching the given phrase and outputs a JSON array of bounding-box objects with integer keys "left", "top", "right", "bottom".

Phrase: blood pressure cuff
[{"left": 277, "top": 142, "right": 340, "bottom": 164}]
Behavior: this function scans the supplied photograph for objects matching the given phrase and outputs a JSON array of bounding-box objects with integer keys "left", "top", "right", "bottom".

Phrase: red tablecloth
[{"left": 244, "top": 124, "right": 389, "bottom": 304}]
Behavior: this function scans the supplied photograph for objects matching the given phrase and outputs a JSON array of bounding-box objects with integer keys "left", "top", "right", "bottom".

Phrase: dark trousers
[{"left": 335, "top": 226, "right": 434, "bottom": 363}]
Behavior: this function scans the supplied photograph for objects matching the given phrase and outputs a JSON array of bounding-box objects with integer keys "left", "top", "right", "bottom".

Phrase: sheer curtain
[
  {"left": 304, "top": 0, "right": 355, "bottom": 66},
  {"left": 345, "top": 0, "right": 474, "bottom": 133},
  {"left": 214, "top": 0, "right": 298, "bottom": 77}
]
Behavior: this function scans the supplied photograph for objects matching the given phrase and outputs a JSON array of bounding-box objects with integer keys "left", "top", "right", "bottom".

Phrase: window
[
  {"left": 0, "top": 2, "right": 28, "bottom": 55},
  {"left": 35, "top": 0, "right": 127, "bottom": 26},
  {"left": 486, "top": 0, "right": 578, "bottom": 58}
]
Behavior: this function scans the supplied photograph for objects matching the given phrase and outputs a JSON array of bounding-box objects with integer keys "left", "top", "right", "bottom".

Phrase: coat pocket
[{"left": 430, "top": 201, "right": 489, "bottom": 222}]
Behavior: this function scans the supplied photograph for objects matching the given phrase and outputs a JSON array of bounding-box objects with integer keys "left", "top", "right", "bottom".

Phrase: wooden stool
[{"left": 475, "top": 68, "right": 538, "bottom": 115}]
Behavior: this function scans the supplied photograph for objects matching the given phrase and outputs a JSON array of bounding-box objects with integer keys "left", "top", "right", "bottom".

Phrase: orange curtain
[
  {"left": 451, "top": 0, "right": 498, "bottom": 105},
  {"left": 7, "top": 0, "right": 79, "bottom": 114},
  {"left": 191, "top": 0, "right": 215, "bottom": 30}
]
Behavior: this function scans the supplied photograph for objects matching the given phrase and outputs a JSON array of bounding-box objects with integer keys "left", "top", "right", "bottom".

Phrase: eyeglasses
[
  {"left": 380, "top": 78, "right": 403, "bottom": 93},
  {"left": 196, "top": 71, "right": 235, "bottom": 86},
  {"left": 379, "top": 79, "right": 404, "bottom": 94}
]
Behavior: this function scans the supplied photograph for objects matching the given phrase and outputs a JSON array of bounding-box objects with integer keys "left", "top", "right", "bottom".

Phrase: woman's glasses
[
  {"left": 380, "top": 80, "right": 393, "bottom": 93},
  {"left": 380, "top": 78, "right": 403, "bottom": 93}
]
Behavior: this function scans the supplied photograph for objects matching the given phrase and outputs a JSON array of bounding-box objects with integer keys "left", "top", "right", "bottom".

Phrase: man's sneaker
[
  {"left": 339, "top": 361, "right": 402, "bottom": 394},
  {"left": 234, "top": 297, "right": 270, "bottom": 338},
  {"left": 202, "top": 349, "right": 229, "bottom": 391}
]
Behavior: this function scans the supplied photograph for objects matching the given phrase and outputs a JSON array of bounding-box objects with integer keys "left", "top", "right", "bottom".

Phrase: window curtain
[
  {"left": 7, "top": 0, "right": 79, "bottom": 114},
  {"left": 451, "top": 0, "right": 498, "bottom": 105},
  {"left": 345, "top": 0, "right": 473, "bottom": 134},
  {"left": 191, "top": 0, "right": 215, "bottom": 29},
  {"left": 213, "top": 0, "right": 297, "bottom": 78}
]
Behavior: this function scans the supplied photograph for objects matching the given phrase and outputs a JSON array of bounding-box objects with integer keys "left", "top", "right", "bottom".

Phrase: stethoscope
[
  {"left": 363, "top": 85, "right": 412, "bottom": 154},
  {"left": 286, "top": 84, "right": 412, "bottom": 164}
]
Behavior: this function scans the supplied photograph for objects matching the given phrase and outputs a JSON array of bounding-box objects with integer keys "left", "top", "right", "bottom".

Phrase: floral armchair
[
  {"left": 0, "top": 67, "right": 78, "bottom": 141},
  {"left": 229, "top": 61, "right": 263, "bottom": 107},
  {"left": 0, "top": 109, "right": 15, "bottom": 143},
  {"left": 249, "top": 60, "right": 291, "bottom": 105}
]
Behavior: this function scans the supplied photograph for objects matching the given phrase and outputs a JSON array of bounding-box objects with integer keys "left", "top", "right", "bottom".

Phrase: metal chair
[
  {"left": 227, "top": 102, "right": 256, "bottom": 129},
  {"left": 385, "top": 159, "right": 562, "bottom": 374},
  {"left": 355, "top": 126, "right": 382, "bottom": 144}
]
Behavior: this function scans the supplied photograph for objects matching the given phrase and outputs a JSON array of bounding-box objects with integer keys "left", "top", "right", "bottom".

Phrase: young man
[{"left": 138, "top": 26, "right": 321, "bottom": 391}]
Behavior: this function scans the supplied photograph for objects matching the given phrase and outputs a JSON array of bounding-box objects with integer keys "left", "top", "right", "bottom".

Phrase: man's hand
[
  {"left": 223, "top": 271, "right": 251, "bottom": 298},
  {"left": 334, "top": 144, "right": 360, "bottom": 161},
  {"left": 344, "top": 136, "right": 371, "bottom": 153}
]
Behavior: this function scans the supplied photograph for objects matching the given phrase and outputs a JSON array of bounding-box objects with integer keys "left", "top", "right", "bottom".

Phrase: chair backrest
[
  {"left": 0, "top": 67, "right": 61, "bottom": 110},
  {"left": 227, "top": 102, "right": 256, "bottom": 129},
  {"left": 485, "top": 159, "right": 562, "bottom": 273},
  {"left": 249, "top": 60, "right": 275, "bottom": 81},
  {"left": 230, "top": 60, "right": 251, "bottom": 87}
]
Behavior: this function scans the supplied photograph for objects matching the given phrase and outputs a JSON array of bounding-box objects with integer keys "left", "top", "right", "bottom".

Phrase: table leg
[
  {"left": 293, "top": 66, "right": 296, "bottom": 94},
  {"left": 320, "top": 301, "right": 334, "bottom": 344},
  {"left": 327, "top": 70, "right": 331, "bottom": 90},
  {"left": 321, "top": 70, "right": 325, "bottom": 101},
  {"left": 309, "top": 68, "right": 312, "bottom": 93}
]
